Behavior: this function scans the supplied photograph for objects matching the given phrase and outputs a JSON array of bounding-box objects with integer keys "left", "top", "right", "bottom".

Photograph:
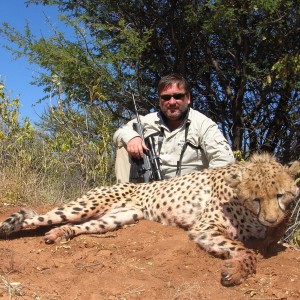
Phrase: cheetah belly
[{"left": 140, "top": 190, "right": 208, "bottom": 229}]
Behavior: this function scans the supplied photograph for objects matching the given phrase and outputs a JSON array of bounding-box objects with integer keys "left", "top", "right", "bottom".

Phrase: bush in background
[{"left": 0, "top": 83, "right": 115, "bottom": 206}]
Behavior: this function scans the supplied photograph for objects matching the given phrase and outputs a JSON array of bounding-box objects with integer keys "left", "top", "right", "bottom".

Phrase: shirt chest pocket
[
  {"left": 162, "top": 137, "right": 202, "bottom": 165},
  {"left": 159, "top": 135, "right": 186, "bottom": 165}
]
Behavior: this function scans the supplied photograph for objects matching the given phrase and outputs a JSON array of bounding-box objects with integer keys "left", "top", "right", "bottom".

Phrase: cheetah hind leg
[
  {"left": 44, "top": 206, "right": 144, "bottom": 243},
  {"left": 0, "top": 208, "right": 37, "bottom": 237}
]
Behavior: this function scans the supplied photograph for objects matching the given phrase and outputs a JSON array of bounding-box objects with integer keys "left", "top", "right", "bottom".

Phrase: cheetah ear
[
  {"left": 286, "top": 160, "right": 300, "bottom": 178},
  {"left": 223, "top": 169, "right": 243, "bottom": 188}
]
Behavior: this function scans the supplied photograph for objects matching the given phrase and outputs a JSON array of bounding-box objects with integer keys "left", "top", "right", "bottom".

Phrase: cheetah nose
[{"left": 264, "top": 216, "right": 278, "bottom": 225}]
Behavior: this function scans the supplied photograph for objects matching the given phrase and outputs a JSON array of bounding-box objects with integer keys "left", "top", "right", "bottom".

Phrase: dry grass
[
  {"left": 170, "top": 280, "right": 202, "bottom": 300},
  {"left": 284, "top": 197, "right": 300, "bottom": 248},
  {"left": 0, "top": 137, "right": 115, "bottom": 207},
  {"left": 0, "top": 275, "right": 23, "bottom": 299},
  {"left": 0, "top": 164, "right": 90, "bottom": 207}
]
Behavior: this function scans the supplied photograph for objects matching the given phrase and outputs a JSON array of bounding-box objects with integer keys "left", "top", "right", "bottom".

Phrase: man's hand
[{"left": 126, "top": 136, "right": 149, "bottom": 159}]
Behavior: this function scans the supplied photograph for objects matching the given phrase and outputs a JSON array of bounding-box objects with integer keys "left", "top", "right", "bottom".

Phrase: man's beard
[{"left": 160, "top": 107, "right": 189, "bottom": 122}]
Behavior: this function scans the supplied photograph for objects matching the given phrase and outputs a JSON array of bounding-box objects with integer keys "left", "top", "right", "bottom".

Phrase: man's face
[{"left": 159, "top": 83, "right": 190, "bottom": 120}]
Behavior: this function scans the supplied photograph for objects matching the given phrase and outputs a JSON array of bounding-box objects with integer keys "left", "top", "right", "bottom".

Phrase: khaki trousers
[{"left": 115, "top": 147, "right": 131, "bottom": 183}]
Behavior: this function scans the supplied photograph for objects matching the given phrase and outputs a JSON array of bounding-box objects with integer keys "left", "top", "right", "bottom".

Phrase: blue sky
[{"left": 0, "top": 1, "right": 68, "bottom": 123}]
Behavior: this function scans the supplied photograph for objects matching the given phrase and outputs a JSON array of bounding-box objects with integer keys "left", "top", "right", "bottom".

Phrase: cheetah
[{"left": 0, "top": 153, "right": 299, "bottom": 286}]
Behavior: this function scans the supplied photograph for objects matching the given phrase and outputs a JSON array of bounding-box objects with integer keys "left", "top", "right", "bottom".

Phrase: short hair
[{"left": 157, "top": 73, "right": 190, "bottom": 95}]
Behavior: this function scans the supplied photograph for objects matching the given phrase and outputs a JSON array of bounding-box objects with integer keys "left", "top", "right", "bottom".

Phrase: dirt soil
[{"left": 0, "top": 206, "right": 299, "bottom": 300}]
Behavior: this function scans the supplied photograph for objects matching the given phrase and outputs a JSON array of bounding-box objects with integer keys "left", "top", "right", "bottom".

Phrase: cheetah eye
[
  {"left": 277, "top": 194, "right": 284, "bottom": 200},
  {"left": 253, "top": 198, "right": 260, "bottom": 204}
]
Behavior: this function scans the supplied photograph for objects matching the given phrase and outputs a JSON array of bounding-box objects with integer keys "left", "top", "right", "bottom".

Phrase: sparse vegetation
[{"left": 0, "top": 83, "right": 115, "bottom": 206}]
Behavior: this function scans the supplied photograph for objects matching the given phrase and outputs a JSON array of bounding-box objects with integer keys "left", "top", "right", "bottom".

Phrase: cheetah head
[{"left": 226, "top": 153, "right": 299, "bottom": 227}]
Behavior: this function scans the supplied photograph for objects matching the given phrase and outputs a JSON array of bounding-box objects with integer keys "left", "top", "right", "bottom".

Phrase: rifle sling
[{"left": 176, "top": 122, "right": 190, "bottom": 176}]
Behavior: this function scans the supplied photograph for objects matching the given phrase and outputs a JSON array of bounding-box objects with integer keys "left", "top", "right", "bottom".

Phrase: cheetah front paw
[
  {"left": 0, "top": 208, "right": 37, "bottom": 237},
  {"left": 221, "top": 259, "right": 245, "bottom": 286},
  {"left": 221, "top": 256, "right": 256, "bottom": 286}
]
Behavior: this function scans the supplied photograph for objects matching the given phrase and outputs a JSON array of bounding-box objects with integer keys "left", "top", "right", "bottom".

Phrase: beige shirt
[{"left": 113, "top": 108, "right": 234, "bottom": 179}]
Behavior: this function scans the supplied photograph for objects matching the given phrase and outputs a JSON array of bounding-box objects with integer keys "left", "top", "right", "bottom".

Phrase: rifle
[{"left": 129, "top": 88, "right": 163, "bottom": 183}]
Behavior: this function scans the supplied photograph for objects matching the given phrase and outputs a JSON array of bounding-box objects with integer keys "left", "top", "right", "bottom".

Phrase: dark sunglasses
[{"left": 159, "top": 93, "right": 186, "bottom": 101}]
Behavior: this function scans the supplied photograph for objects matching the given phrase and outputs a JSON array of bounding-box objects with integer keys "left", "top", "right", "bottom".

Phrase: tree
[{"left": 1, "top": 0, "right": 299, "bottom": 162}]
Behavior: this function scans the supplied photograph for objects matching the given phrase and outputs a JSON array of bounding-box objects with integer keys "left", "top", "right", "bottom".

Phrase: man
[{"left": 113, "top": 73, "right": 234, "bottom": 182}]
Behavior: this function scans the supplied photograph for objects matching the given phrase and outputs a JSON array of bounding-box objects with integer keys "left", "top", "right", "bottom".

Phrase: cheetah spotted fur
[{"left": 0, "top": 153, "right": 299, "bottom": 286}]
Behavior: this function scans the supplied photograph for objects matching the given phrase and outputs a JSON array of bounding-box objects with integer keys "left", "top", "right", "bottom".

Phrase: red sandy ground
[{"left": 0, "top": 206, "right": 299, "bottom": 300}]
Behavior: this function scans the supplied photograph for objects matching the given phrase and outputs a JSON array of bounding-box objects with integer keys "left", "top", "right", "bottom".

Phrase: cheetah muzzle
[{"left": 0, "top": 153, "right": 299, "bottom": 286}]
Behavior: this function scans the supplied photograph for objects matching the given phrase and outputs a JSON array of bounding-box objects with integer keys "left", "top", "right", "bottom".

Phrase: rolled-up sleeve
[{"left": 113, "top": 118, "right": 140, "bottom": 148}]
